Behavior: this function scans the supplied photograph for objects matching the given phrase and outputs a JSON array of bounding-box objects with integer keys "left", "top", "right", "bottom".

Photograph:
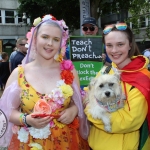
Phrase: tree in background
[
  {"left": 18, "top": 0, "right": 150, "bottom": 39},
  {"left": 17, "top": 0, "right": 80, "bottom": 32}
]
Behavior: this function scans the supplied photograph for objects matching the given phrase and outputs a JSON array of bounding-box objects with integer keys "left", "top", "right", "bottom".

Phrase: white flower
[
  {"left": 17, "top": 127, "right": 29, "bottom": 143},
  {"left": 42, "top": 15, "right": 53, "bottom": 21},
  {"left": 51, "top": 88, "right": 63, "bottom": 100},
  {"left": 28, "top": 124, "right": 51, "bottom": 139},
  {"left": 56, "top": 80, "right": 65, "bottom": 87},
  {"left": 61, "top": 20, "right": 68, "bottom": 29},
  {"left": 28, "top": 142, "right": 43, "bottom": 150}
]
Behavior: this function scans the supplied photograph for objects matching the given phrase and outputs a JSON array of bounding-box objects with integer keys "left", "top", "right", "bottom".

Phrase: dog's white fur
[{"left": 86, "top": 69, "right": 125, "bottom": 132}]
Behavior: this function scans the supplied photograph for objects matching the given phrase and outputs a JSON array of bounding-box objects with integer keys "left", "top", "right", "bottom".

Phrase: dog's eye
[
  {"left": 99, "top": 84, "right": 104, "bottom": 88},
  {"left": 109, "top": 83, "right": 114, "bottom": 86}
]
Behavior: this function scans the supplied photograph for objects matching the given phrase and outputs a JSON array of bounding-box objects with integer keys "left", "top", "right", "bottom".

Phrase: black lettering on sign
[{"left": 70, "top": 36, "right": 103, "bottom": 61}]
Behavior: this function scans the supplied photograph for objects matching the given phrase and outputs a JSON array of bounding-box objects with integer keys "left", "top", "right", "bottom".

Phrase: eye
[
  {"left": 99, "top": 84, "right": 104, "bottom": 88},
  {"left": 109, "top": 83, "right": 114, "bottom": 86},
  {"left": 106, "top": 45, "right": 112, "bottom": 48},
  {"left": 118, "top": 43, "right": 123, "bottom": 46},
  {"left": 42, "top": 35, "right": 48, "bottom": 39},
  {"left": 54, "top": 38, "right": 59, "bottom": 42}
]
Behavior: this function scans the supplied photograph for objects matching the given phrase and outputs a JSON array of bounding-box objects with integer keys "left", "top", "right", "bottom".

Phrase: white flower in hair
[
  {"left": 61, "top": 20, "right": 68, "bottom": 29},
  {"left": 42, "top": 14, "right": 56, "bottom": 21}
]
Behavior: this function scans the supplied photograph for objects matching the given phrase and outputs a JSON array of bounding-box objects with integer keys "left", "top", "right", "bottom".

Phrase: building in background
[
  {"left": 101, "top": 2, "right": 150, "bottom": 53},
  {"left": 0, "top": 0, "right": 30, "bottom": 56}
]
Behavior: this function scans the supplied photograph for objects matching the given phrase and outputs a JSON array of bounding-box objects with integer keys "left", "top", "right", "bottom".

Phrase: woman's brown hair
[{"left": 102, "top": 25, "right": 140, "bottom": 57}]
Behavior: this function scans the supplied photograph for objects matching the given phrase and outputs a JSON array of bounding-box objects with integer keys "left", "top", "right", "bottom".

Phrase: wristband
[
  {"left": 22, "top": 113, "right": 31, "bottom": 128},
  {"left": 19, "top": 113, "right": 24, "bottom": 125}
]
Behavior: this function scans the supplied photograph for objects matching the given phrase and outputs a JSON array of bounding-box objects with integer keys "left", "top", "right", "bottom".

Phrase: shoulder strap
[
  {"left": 18, "top": 66, "right": 24, "bottom": 86},
  {"left": 104, "top": 65, "right": 112, "bottom": 74}
]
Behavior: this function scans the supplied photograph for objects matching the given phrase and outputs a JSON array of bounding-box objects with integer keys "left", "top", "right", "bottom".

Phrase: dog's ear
[
  {"left": 89, "top": 77, "right": 96, "bottom": 90},
  {"left": 112, "top": 68, "right": 121, "bottom": 80},
  {"left": 114, "top": 72, "right": 120, "bottom": 80}
]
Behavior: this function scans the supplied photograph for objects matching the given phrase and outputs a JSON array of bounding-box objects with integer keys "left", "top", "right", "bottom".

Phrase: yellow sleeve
[{"left": 84, "top": 85, "right": 148, "bottom": 134}]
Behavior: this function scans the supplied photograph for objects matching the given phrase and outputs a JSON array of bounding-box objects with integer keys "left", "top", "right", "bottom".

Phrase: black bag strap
[{"left": 103, "top": 65, "right": 112, "bottom": 74}]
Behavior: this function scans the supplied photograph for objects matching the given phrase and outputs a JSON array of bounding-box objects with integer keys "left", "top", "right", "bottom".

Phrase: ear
[
  {"left": 89, "top": 77, "right": 96, "bottom": 90},
  {"left": 95, "top": 26, "right": 98, "bottom": 33},
  {"left": 129, "top": 43, "right": 132, "bottom": 49},
  {"left": 113, "top": 69, "right": 121, "bottom": 80}
]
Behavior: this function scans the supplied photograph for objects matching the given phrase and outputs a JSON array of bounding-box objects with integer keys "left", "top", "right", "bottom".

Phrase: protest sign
[{"left": 69, "top": 36, "right": 103, "bottom": 86}]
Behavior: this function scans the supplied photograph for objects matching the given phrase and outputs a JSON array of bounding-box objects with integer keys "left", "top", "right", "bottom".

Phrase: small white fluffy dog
[{"left": 85, "top": 68, "right": 125, "bottom": 132}]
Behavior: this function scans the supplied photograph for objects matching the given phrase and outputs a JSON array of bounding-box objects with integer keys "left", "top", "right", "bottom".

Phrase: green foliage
[
  {"left": 17, "top": 0, "right": 150, "bottom": 38},
  {"left": 97, "top": 0, "right": 150, "bottom": 40},
  {"left": 126, "top": 0, "right": 150, "bottom": 40}
]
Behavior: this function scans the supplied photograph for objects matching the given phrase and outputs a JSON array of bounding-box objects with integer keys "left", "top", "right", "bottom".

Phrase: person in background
[
  {"left": 9, "top": 46, "right": 18, "bottom": 72},
  {"left": 0, "top": 52, "right": 10, "bottom": 90},
  {"left": 85, "top": 22, "right": 150, "bottom": 150},
  {"left": 143, "top": 45, "right": 150, "bottom": 70},
  {"left": 0, "top": 52, "right": 2, "bottom": 62},
  {"left": 10, "top": 37, "right": 27, "bottom": 72},
  {"left": 81, "top": 17, "right": 99, "bottom": 36},
  {"left": 0, "top": 14, "right": 89, "bottom": 150},
  {"left": 142, "top": 45, "right": 150, "bottom": 59},
  {"left": 66, "top": 17, "right": 107, "bottom": 62}
]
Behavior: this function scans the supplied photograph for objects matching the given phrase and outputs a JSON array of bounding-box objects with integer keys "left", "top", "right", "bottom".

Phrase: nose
[
  {"left": 48, "top": 39, "right": 53, "bottom": 46},
  {"left": 86, "top": 28, "right": 91, "bottom": 31},
  {"left": 105, "top": 91, "right": 110, "bottom": 97},
  {"left": 111, "top": 46, "right": 117, "bottom": 52}
]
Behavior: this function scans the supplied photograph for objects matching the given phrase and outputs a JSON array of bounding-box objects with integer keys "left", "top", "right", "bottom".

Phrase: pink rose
[
  {"left": 60, "top": 60, "right": 74, "bottom": 71},
  {"left": 34, "top": 99, "right": 52, "bottom": 114}
]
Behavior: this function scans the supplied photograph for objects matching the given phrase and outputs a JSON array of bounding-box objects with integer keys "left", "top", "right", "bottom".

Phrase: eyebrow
[{"left": 42, "top": 34, "right": 61, "bottom": 39}]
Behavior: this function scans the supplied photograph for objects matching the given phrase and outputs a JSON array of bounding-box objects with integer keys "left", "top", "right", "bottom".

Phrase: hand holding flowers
[{"left": 57, "top": 104, "right": 78, "bottom": 124}]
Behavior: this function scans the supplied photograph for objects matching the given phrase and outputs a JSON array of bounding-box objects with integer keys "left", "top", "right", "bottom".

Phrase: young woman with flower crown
[{"left": 0, "top": 15, "right": 89, "bottom": 150}]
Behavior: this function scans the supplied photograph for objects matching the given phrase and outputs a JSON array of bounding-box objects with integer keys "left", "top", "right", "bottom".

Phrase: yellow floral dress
[{"left": 8, "top": 66, "right": 89, "bottom": 150}]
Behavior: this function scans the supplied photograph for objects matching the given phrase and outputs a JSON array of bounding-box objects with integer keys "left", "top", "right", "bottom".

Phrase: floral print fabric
[{"left": 8, "top": 66, "right": 89, "bottom": 150}]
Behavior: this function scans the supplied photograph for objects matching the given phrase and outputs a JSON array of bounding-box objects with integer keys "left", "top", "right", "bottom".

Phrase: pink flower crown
[{"left": 26, "top": 14, "right": 69, "bottom": 61}]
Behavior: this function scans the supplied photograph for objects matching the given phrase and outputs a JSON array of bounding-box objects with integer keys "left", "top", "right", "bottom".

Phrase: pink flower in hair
[
  {"left": 60, "top": 60, "right": 74, "bottom": 71},
  {"left": 61, "top": 46, "right": 67, "bottom": 57},
  {"left": 26, "top": 27, "right": 35, "bottom": 45},
  {"left": 57, "top": 20, "right": 68, "bottom": 30}
]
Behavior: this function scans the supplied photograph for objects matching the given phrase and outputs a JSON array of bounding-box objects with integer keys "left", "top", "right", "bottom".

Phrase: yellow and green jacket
[{"left": 85, "top": 55, "right": 150, "bottom": 150}]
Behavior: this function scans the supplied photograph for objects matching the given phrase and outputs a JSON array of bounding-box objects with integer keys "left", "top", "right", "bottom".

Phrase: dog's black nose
[{"left": 105, "top": 91, "right": 110, "bottom": 97}]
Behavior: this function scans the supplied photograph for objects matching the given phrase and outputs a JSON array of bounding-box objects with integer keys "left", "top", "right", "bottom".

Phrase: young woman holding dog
[
  {"left": 0, "top": 15, "right": 89, "bottom": 150},
  {"left": 85, "top": 23, "right": 150, "bottom": 150}
]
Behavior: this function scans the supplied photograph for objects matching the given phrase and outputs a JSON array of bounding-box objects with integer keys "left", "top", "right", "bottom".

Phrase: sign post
[
  {"left": 69, "top": 36, "right": 103, "bottom": 87},
  {"left": 79, "top": 0, "right": 90, "bottom": 35}
]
